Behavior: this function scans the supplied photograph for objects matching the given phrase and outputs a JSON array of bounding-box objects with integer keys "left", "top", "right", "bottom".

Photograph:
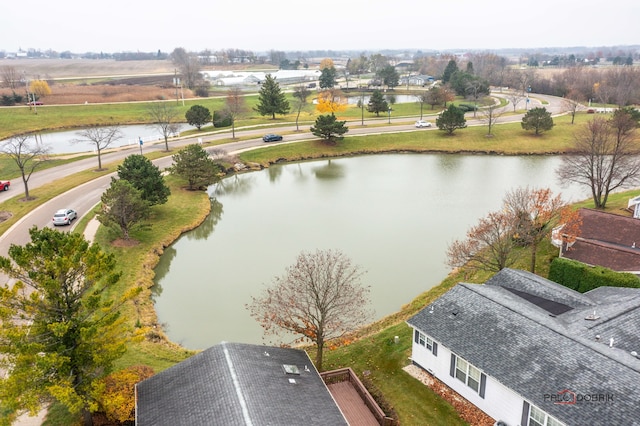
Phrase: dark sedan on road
[{"left": 263, "top": 134, "right": 283, "bottom": 142}]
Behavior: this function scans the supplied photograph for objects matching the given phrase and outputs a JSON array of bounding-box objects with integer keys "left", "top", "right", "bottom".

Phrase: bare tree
[
  {"left": 446, "top": 210, "right": 519, "bottom": 273},
  {"left": 505, "top": 89, "right": 526, "bottom": 112},
  {"left": 562, "top": 89, "right": 583, "bottom": 124},
  {"left": 1, "top": 66, "right": 20, "bottom": 90},
  {"left": 557, "top": 111, "right": 640, "bottom": 209},
  {"left": 414, "top": 91, "right": 428, "bottom": 119},
  {"left": 146, "top": 103, "right": 182, "bottom": 151},
  {"left": 0, "top": 135, "right": 50, "bottom": 200},
  {"left": 247, "top": 249, "right": 372, "bottom": 371},
  {"left": 170, "top": 47, "right": 202, "bottom": 90},
  {"left": 72, "top": 126, "right": 123, "bottom": 170},
  {"left": 292, "top": 84, "right": 311, "bottom": 131},
  {"left": 479, "top": 104, "right": 503, "bottom": 136},
  {"left": 224, "top": 87, "right": 248, "bottom": 139}
]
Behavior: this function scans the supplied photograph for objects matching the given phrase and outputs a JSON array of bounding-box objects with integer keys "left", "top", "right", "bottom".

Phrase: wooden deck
[{"left": 327, "top": 381, "right": 380, "bottom": 426}]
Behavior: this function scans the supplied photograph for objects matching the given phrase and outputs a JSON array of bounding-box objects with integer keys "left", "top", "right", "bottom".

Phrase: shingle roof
[
  {"left": 563, "top": 209, "right": 640, "bottom": 272},
  {"left": 136, "top": 342, "right": 348, "bottom": 426},
  {"left": 407, "top": 268, "right": 640, "bottom": 426}
]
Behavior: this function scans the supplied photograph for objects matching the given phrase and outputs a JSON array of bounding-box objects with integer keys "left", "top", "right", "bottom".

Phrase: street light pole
[{"left": 388, "top": 107, "right": 391, "bottom": 124}]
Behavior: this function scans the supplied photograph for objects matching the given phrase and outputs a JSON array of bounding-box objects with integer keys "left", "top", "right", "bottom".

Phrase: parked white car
[{"left": 415, "top": 120, "right": 432, "bottom": 128}]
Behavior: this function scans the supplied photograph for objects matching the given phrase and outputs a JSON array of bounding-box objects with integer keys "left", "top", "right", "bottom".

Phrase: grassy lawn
[{"left": 240, "top": 112, "right": 590, "bottom": 165}]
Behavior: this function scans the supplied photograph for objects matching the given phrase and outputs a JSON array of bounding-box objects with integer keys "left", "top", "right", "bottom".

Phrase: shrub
[
  {"left": 458, "top": 104, "right": 477, "bottom": 112},
  {"left": 94, "top": 365, "right": 155, "bottom": 424},
  {"left": 548, "top": 257, "right": 640, "bottom": 292},
  {"left": 213, "top": 110, "right": 232, "bottom": 128}
]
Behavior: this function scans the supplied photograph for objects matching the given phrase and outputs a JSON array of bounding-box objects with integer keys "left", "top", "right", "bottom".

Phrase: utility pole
[{"left": 174, "top": 69, "right": 179, "bottom": 104}]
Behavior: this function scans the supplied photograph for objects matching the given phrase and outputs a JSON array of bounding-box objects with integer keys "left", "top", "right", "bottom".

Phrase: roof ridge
[
  {"left": 221, "top": 342, "right": 254, "bottom": 426},
  {"left": 461, "top": 283, "right": 640, "bottom": 373}
]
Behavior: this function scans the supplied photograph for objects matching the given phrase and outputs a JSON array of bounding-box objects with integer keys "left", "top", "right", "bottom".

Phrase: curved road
[{"left": 0, "top": 93, "right": 565, "bottom": 256}]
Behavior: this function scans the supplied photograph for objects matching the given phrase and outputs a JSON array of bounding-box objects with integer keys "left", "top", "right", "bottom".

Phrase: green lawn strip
[
  {"left": 239, "top": 113, "right": 587, "bottom": 165},
  {"left": 92, "top": 176, "right": 208, "bottom": 372}
]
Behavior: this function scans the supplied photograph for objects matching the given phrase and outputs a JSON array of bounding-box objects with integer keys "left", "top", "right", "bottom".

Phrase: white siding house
[{"left": 407, "top": 269, "right": 640, "bottom": 426}]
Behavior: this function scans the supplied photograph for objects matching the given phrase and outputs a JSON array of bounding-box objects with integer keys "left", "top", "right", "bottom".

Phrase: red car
[{"left": 0, "top": 180, "right": 9, "bottom": 191}]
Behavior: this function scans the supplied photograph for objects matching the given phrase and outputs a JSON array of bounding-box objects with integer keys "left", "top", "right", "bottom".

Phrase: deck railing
[{"left": 321, "top": 367, "right": 396, "bottom": 426}]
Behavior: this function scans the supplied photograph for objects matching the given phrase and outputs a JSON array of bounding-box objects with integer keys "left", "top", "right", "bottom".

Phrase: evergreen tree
[
  {"left": 442, "top": 59, "right": 459, "bottom": 83},
  {"left": 98, "top": 179, "right": 151, "bottom": 240},
  {"left": 521, "top": 107, "right": 554, "bottom": 136},
  {"left": 184, "top": 105, "right": 212, "bottom": 130},
  {"left": 377, "top": 65, "right": 400, "bottom": 89},
  {"left": 117, "top": 154, "right": 170, "bottom": 206},
  {"left": 0, "top": 227, "right": 141, "bottom": 425},
  {"left": 367, "top": 90, "right": 389, "bottom": 116},
  {"left": 436, "top": 104, "right": 467, "bottom": 135},
  {"left": 254, "top": 74, "right": 290, "bottom": 119},
  {"left": 170, "top": 144, "right": 223, "bottom": 190},
  {"left": 310, "top": 114, "right": 349, "bottom": 143},
  {"left": 319, "top": 66, "right": 337, "bottom": 89}
]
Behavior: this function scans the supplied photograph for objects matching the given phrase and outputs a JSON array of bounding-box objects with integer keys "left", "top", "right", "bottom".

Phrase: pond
[
  {"left": 152, "top": 154, "right": 588, "bottom": 350},
  {"left": 1, "top": 124, "right": 191, "bottom": 154}
]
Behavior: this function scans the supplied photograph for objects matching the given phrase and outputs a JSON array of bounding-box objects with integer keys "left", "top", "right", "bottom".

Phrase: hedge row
[{"left": 548, "top": 257, "right": 640, "bottom": 293}]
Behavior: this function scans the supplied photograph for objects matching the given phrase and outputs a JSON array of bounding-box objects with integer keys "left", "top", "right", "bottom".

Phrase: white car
[
  {"left": 415, "top": 120, "right": 432, "bottom": 128},
  {"left": 52, "top": 208, "right": 77, "bottom": 226}
]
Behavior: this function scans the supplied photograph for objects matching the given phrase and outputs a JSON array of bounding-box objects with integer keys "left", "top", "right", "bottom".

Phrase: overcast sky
[{"left": 4, "top": 0, "right": 639, "bottom": 54}]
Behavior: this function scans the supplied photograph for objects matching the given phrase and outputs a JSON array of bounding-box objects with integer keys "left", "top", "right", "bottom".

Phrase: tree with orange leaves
[
  {"left": 316, "top": 88, "right": 347, "bottom": 114},
  {"left": 247, "top": 249, "right": 372, "bottom": 371},
  {"left": 447, "top": 186, "right": 580, "bottom": 274},
  {"left": 503, "top": 186, "right": 579, "bottom": 273}
]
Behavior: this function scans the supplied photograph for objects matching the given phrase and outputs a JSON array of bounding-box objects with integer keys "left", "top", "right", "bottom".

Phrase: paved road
[{"left": 0, "top": 92, "right": 562, "bottom": 258}]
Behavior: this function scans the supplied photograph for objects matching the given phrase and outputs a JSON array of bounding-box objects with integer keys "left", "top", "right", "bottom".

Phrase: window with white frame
[
  {"left": 529, "top": 404, "right": 565, "bottom": 426},
  {"left": 413, "top": 330, "right": 437, "bottom": 355},
  {"left": 450, "top": 354, "right": 486, "bottom": 398}
]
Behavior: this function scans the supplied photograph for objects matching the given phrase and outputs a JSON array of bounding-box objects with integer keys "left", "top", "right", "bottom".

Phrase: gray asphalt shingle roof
[
  {"left": 135, "top": 342, "right": 348, "bottom": 426},
  {"left": 407, "top": 269, "right": 640, "bottom": 426}
]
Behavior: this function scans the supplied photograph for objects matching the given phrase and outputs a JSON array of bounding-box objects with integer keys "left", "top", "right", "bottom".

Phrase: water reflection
[
  {"left": 313, "top": 159, "right": 345, "bottom": 180},
  {"left": 267, "top": 165, "right": 283, "bottom": 183},
  {"left": 185, "top": 197, "right": 224, "bottom": 241}
]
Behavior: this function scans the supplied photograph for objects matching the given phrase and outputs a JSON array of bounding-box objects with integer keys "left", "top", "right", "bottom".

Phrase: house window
[
  {"left": 413, "top": 330, "right": 437, "bottom": 355},
  {"left": 450, "top": 354, "right": 486, "bottom": 398},
  {"left": 529, "top": 405, "right": 565, "bottom": 426}
]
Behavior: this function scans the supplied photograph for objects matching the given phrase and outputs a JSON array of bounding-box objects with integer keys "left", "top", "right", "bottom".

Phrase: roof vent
[
  {"left": 609, "top": 338, "right": 615, "bottom": 348},
  {"left": 631, "top": 351, "right": 638, "bottom": 358},
  {"left": 264, "top": 351, "right": 270, "bottom": 357},
  {"left": 288, "top": 378, "right": 297, "bottom": 384},
  {"left": 585, "top": 311, "right": 600, "bottom": 321}
]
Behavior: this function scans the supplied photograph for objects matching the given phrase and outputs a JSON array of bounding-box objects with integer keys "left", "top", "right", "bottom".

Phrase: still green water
[{"left": 153, "top": 154, "right": 586, "bottom": 349}]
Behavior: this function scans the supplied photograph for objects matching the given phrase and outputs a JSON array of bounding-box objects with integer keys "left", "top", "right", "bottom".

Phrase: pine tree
[
  {"left": 255, "top": 74, "right": 290, "bottom": 119},
  {"left": 310, "top": 113, "right": 349, "bottom": 143},
  {"left": 367, "top": 90, "right": 388, "bottom": 117}
]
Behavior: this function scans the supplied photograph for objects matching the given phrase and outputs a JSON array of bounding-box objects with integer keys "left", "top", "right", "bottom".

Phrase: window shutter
[
  {"left": 432, "top": 342, "right": 438, "bottom": 356},
  {"left": 479, "top": 373, "right": 486, "bottom": 398},
  {"left": 414, "top": 329, "right": 419, "bottom": 344},
  {"left": 521, "top": 401, "right": 530, "bottom": 426},
  {"left": 450, "top": 354, "right": 456, "bottom": 377}
]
